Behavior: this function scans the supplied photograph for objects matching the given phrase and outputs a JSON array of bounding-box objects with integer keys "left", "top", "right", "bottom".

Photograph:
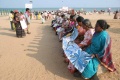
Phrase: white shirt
[{"left": 44, "top": 12, "right": 47, "bottom": 16}]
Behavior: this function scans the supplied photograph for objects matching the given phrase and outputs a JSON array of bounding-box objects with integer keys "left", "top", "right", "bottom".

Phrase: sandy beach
[{"left": 0, "top": 13, "right": 120, "bottom": 80}]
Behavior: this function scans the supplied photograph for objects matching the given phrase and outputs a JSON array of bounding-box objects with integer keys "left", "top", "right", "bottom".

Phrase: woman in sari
[
  {"left": 13, "top": 12, "right": 26, "bottom": 37},
  {"left": 114, "top": 11, "right": 120, "bottom": 19},
  {"left": 81, "top": 20, "right": 116, "bottom": 79},
  {"left": 75, "top": 16, "right": 86, "bottom": 44},
  {"left": 62, "top": 19, "right": 116, "bottom": 79},
  {"left": 78, "top": 19, "right": 94, "bottom": 48},
  {"left": 67, "top": 19, "right": 94, "bottom": 73}
]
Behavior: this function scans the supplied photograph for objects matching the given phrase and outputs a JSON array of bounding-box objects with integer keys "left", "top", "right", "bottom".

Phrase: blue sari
[
  {"left": 82, "top": 30, "right": 110, "bottom": 78},
  {"left": 62, "top": 29, "right": 113, "bottom": 78},
  {"left": 62, "top": 28, "right": 92, "bottom": 73}
]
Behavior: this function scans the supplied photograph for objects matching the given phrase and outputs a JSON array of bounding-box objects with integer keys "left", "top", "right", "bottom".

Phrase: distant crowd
[{"left": 8, "top": 8, "right": 119, "bottom": 38}]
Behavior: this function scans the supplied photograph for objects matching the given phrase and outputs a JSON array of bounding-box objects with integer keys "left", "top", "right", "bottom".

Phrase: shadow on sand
[
  {"left": 0, "top": 27, "right": 17, "bottom": 37},
  {"left": 0, "top": 27, "right": 13, "bottom": 31},
  {"left": 26, "top": 24, "right": 83, "bottom": 80},
  {"left": 0, "top": 32, "right": 16, "bottom": 37}
]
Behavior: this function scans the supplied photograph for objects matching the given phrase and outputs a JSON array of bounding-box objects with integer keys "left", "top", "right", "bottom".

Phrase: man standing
[
  {"left": 44, "top": 11, "right": 48, "bottom": 20},
  {"left": 9, "top": 11, "right": 14, "bottom": 30},
  {"left": 35, "top": 11, "right": 38, "bottom": 20},
  {"left": 108, "top": 8, "right": 111, "bottom": 15},
  {"left": 25, "top": 8, "right": 31, "bottom": 34}
]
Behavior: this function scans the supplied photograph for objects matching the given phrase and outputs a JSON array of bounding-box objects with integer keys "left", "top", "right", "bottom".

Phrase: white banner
[
  {"left": 20, "top": 19, "right": 27, "bottom": 29},
  {"left": 25, "top": 3, "right": 32, "bottom": 9}
]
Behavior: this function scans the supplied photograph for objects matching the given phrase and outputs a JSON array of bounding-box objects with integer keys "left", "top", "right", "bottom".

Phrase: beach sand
[{"left": 0, "top": 13, "right": 120, "bottom": 80}]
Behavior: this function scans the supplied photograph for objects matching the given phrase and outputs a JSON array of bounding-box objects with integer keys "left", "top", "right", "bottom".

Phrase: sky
[{"left": 0, "top": 0, "right": 120, "bottom": 8}]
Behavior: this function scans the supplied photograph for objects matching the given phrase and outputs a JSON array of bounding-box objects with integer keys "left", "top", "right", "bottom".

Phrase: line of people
[{"left": 51, "top": 11, "right": 116, "bottom": 80}]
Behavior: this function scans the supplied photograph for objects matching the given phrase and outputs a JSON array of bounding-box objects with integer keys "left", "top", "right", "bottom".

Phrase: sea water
[{"left": 0, "top": 7, "right": 120, "bottom": 13}]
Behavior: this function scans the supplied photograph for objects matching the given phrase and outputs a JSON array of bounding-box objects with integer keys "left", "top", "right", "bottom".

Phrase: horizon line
[{"left": 0, "top": 7, "right": 120, "bottom": 9}]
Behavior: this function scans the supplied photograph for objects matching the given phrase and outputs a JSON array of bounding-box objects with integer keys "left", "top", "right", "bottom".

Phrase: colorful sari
[
  {"left": 97, "top": 34, "right": 116, "bottom": 72},
  {"left": 82, "top": 30, "right": 116, "bottom": 79}
]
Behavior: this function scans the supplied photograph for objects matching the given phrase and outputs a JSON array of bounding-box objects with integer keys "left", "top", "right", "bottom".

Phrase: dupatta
[{"left": 97, "top": 35, "right": 116, "bottom": 72}]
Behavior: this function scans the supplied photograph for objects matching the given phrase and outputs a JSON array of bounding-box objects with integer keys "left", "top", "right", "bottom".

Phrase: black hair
[
  {"left": 76, "top": 16, "right": 84, "bottom": 22},
  {"left": 61, "top": 14, "right": 65, "bottom": 18},
  {"left": 116, "top": 11, "right": 118, "bottom": 13},
  {"left": 97, "top": 20, "right": 110, "bottom": 30},
  {"left": 63, "top": 27, "right": 74, "bottom": 37},
  {"left": 82, "top": 19, "right": 92, "bottom": 28},
  {"left": 10, "top": 11, "right": 14, "bottom": 13},
  {"left": 13, "top": 12, "right": 19, "bottom": 20},
  {"left": 70, "top": 15, "right": 75, "bottom": 19},
  {"left": 26, "top": 8, "right": 30, "bottom": 11}
]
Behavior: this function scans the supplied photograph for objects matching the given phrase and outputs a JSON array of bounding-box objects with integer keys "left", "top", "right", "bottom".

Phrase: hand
[
  {"left": 78, "top": 44, "right": 84, "bottom": 48},
  {"left": 91, "top": 54, "right": 95, "bottom": 58}
]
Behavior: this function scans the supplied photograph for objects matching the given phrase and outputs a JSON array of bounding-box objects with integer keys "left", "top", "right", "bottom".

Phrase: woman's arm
[{"left": 85, "top": 35, "right": 106, "bottom": 55}]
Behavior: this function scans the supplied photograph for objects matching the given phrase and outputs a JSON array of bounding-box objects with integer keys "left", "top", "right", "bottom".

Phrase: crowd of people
[
  {"left": 8, "top": 8, "right": 60, "bottom": 38},
  {"left": 9, "top": 8, "right": 31, "bottom": 38},
  {"left": 29, "top": 10, "right": 56, "bottom": 24},
  {"left": 51, "top": 10, "right": 116, "bottom": 80},
  {"left": 8, "top": 8, "right": 120, "bottom": 38},
  {"left": 8, "top": 8, "right": 118, "bottom": 79}
]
